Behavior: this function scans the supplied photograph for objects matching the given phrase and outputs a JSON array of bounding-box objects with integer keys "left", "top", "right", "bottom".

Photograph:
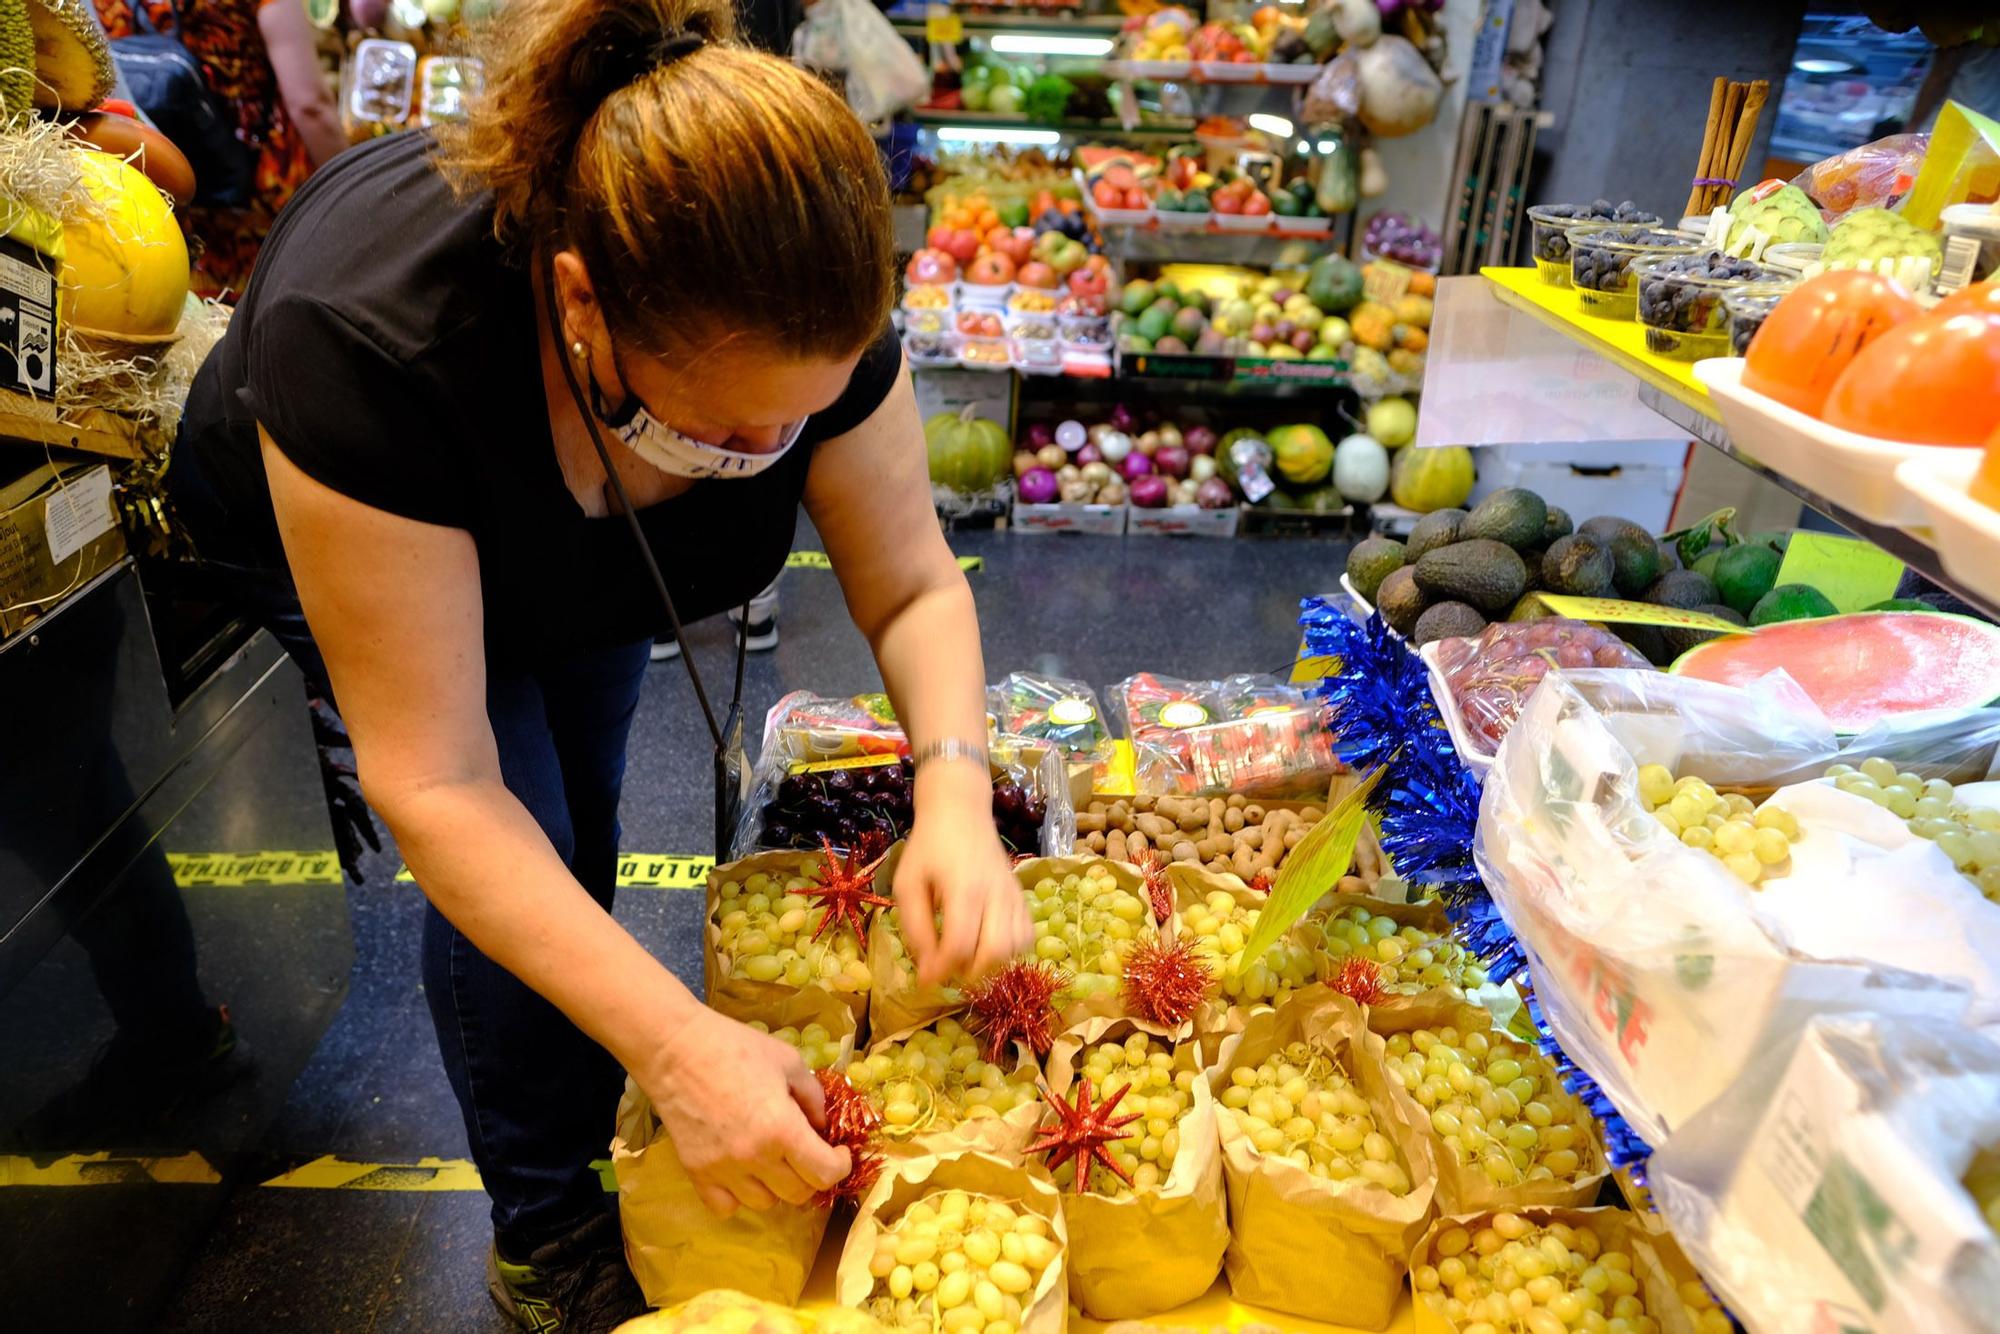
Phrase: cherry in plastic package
[
  {"left": 989, "top": 672, "right": 1112, "bottom": 766},
  {"left": 1434, "top": 620, "right": 1651, "bottom": 759},
  {"left": 1113, "top": 672, "right": 1337, "bottom": 796}
]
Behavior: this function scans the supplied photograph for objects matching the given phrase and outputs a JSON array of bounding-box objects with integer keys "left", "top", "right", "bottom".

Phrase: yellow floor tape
[
  {"left": 169, "top": 853, "right": 711, "bottom": 891},
  {"left": 0, "top": 1151, "right": 222, "bottom": 1186},
  {"left": 393, "top": 854, "right": 712, "bottom": 889},
  {"left": 261, "top": 1155, "right": 615, "bottom": 1193},
  {"left": 787, "top": 550, "right": 982, "bottom": 572}
]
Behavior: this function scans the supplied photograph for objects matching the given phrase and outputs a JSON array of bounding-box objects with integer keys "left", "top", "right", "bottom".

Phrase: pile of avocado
[{"left": 1344, "top": 488, "right": 1840, "bottom": 660}]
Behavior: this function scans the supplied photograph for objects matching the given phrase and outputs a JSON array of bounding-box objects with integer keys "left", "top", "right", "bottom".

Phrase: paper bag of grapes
[
  {"left": 1408, "top": 1206, "right": 1730, "bottom": 1334},
  {"left": 1038, "top": 1016, "right": 1227, "bottom": 1319},
  {"left": 1166, "top": 864, "right": 1326, "bottom": 1050},
  {"left": 837, "top": 1148, "right": 1070, "bottom": 1334},
  {"left": 1475, "top": 668, "right": 1989, "bottom": 1148},
  {"left": 613, "top": 1287, "right": 889, "bottom": 1334},
  {"left": 1207, "top": 989, "right": 1438, "bottom": 1329},
  {"left": 610, "top": 1074, "right": 834, "bottom": 1308},
  {"left": 1012, "top": 856, "right": 1159, "bottom": 1031},
  {"left": 848, "top": 1013, "right": 1046, "bottom": 1164},
  {"left": 1367, "top": 998, "right": 1609, "bottom": 1215},
  {"left": 1310, "top": 895, "right": 1495, "bottom": 1020},
  {"left": 1648, "top": 1012, "right": 2000, "bottom": 1334},
  {"left": 706, "top": 847, "right": 885, "bottom": 1030}
]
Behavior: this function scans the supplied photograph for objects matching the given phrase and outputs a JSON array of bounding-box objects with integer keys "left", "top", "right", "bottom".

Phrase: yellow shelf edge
[{"left": 1479, "top": 267, "right": 1721, "bottom": 426}]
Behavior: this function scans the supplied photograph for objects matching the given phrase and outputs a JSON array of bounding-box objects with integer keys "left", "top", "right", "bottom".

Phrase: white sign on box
[
  {"left": 1414, "top": 275, "right": 1691, "bottom": 447},
  {"left": 44, "top": 466, "right": 114, "bottom": 566}
]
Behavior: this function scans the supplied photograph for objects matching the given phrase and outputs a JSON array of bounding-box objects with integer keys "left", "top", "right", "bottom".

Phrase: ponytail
[{"left": 437, "top": 0, "right": 894, "bottom": 362}]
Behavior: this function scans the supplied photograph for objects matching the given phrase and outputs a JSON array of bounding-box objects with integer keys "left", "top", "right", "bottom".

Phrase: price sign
[
  {"left": 1532, "top": 594, "right": 1749, "bottom": 634},
  {"left": 1361, "top": 259, "right": 1413, "bottom": 304}
]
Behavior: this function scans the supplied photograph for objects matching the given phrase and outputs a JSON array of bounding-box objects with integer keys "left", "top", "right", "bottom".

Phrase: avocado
[
  {"left": 1581, "top": 516, "right": 1665, "bottom": 596},
  {"left": 1462, "top": 488, "right": 1550, "bottom": 551},
  {"left": 1412, "top": 539, "right": 1530, "bottom": 616},
  {"left": 1712, "top": 544, "right": 1782, "bottom": 615},
  {"left": 1345, "top": 536, "right": 1407, "bottom": 604},
  {"left": 1542, "top": 506, "right": 1574, "bottom": 544},
  {"left": 1691, "top": 547, "right": 1726, "bottom": 582},
  {"left": 1406, "top": 508, "right": 1468, "bottom": 560},
  {"left": 1866, "top": 597, "right": 1936, "bottom": 612},
  {"left": 1377, "top": 566, "right": 1427, "bottom": 636},
  {"left": 1749, "top": 584, "right": 1838, "bottom": 626},
  {"left": 1644, "top": 569, "right": 1721, "bottom": 610},
  {"left": 1414, "top": 601, "right": 1488, "bottom": 646},
  {"left": 1540, "top": 534, "right": 1616, "bottom": 597},
  {"left": 1656, "top": 539, "right": 1682, "bottom": 572},
  {"left": 1621, "top": 624, "right": 1672, "bottom": 666},
  {"left": 1661, "top": 603, "right": 1746, "bottom": 658}
]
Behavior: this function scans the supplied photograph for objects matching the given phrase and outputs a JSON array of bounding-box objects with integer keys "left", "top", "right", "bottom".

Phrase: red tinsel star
[
  {"left": 804, "top": 837, "right": 892, "bottom": 952},
  {"left": 963, "top": 958, "right": 1068, "bottom": 1061},
  {"left": 1329, "top": 955, "right": 1387, "bottom": 1007},
  {"left": 1029, "top": 1078, "right": 1142, "bottom": 1193},
  {"left": 1120, "top": 935, "right": 1214, "bottom": 1028},
  {"left": 1137, "top": 849, "right": 1173, "bottom": 924},
  {"left": 1248, "top": 869, "right": 1274, "bottom": 894},
  {"left": 812, "top": 1068, "right": 884, "bottom": 1207}
]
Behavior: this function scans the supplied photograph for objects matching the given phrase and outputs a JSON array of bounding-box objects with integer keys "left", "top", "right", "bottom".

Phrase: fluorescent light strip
[
  {"left": 1247, "top": 112, "right": 1294, "bottom": 137},
  {"left": 935, "top": 126, "right": 1064, "bottom": 146},
  {"left": 988, "top": 34, "right": 1116, "bottom": 56}
]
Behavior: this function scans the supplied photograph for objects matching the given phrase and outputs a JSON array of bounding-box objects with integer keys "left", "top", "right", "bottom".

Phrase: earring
[{"left": 570, "top": 341, "right": 587, "bottom": 361}]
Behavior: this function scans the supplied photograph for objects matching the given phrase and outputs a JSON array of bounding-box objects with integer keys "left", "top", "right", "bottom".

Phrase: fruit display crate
[
  {"left": 1117, "top": 348, "right": 1349, "bottom": 387},
  {"left": 0, "top": 385, "right": 146, "bottom": 461},
  {"left": 1479, "top": 265, "right": 2000, "bottom": 624},
  {"left": 1100, "top": 58, "right": 1322, "bottom": 85}
]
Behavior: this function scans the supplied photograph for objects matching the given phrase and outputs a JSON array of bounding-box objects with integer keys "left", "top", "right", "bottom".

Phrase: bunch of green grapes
[
  {"left": 1217, "top": 1040, "right": 1414, "bottom": 1194},
  {"left": 712, "top": 869, "right": 873, "bottom": 993},
  {"left": 862, "top": 1189, "right": 1060, "bottom": 1334},
  {"left": 1414, "top": 1212, "right": 1730, "bottom": 1334},
  {"left": 1637, "top": 765, "right": 1799, "bottom": 886},
  {"left": 1317, "top": 905, "right": 1491, "bottom": 996},
  {"left": 846, "top": 1018, "right": 1038, "bottom": 1134},
  {"left": 879, "top": 905, "right": 950, "bottom": 998},
  {"left": 1069, "top": 1032, "right": 1198, "bottom": 1197},
  {"left": 1178, "top": 889, "right": 1317, "bottom": 1007},
  {"left": 1026, "top": 863, "right": 1151, "bottom": 999},
  {"left": 1382, "top": 1013, "right": 1597, "bottom": 1189},
  {"left": 1830, "top": 756, "right": 2000, "bottom": 903},
  {"left": 744, "top": 1020, "right": 843, "bottom": 1072}
]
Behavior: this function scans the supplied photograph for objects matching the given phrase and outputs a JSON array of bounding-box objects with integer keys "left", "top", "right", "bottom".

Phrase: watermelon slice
[{"left": 1669, "top": 610, "right": 2000, "bottom": 732}]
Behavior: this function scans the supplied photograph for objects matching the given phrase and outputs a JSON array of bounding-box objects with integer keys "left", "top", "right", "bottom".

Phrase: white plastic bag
[
  {"left": 793, "top": 0, "right": 929, "bottom": 125},
  {"left": 1474, "top": 669, "right": 1973, "bottom": 1147},
  {"left": 1649, "top": 1014, "right": 2000, "bottom": 1334}
]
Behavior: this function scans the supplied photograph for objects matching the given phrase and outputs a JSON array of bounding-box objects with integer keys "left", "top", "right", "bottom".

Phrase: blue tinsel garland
[{"left": 1299, "top": 595, "right": 1653, "bottom": 1173}]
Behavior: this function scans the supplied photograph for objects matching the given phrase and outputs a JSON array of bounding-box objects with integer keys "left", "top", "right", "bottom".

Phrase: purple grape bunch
[
  {"left": 760, "top": 758, "right": 1047, "bottom": 856},
  {"left": 1363, "top": 211, "right": 1443, "bottom": 270}
]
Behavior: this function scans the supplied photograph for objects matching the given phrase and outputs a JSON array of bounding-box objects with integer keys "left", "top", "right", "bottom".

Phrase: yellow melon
[{"left": 61, "top": 146, "right": 188, "bottom": 340}]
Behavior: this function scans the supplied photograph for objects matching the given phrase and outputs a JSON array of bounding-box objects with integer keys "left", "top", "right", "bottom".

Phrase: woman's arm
[
  {"left": 262, "top": 432, "right": 845, "bottom": 1214},
  {"left": 258, "top": 0, "right": 348, "bottom": 169},
  {"left": 804, "top": 361, "right": 1032, "bottom": 985}
]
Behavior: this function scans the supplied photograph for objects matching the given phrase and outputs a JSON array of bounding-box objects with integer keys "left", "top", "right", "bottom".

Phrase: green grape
[
  {"left": 1645, "top": 765, "right": 1800, "bottom": 886},
  {"left": 851, "top": 1018, "right": 1038, "bottom": 1131},
  {"left": 1181, "top": 890, "right": 1315, "bottom": 1006},
  {"left": 1860, "top": 756, "right": 1898, "bottom": 785},
  {"left": 1636, "top": 763, "right": 1675, "bottom": 807},
  {"left": 1416, "top": 1214, "right": 1690, "bottom": 1334},
  {"left": 1834, "top": 758, "right": 2000, "bottom": 905},
  {"left": 748, "top": 1019, "right": 845, "bottom": 1071},
  {"left": 864, "top": 1191, "right": 1059, "bottom": 1333},
  {"left": 1072, "top": 1033, "right": 1194, "bottom": 1197},
  {"left": 713, "top": 869, "right": 873, "bottom": 992},
  {"left": 1317, "top": 905, "right": 1489, "bottom": 998},
  {"left": 1220, "top": 1042, "right": 1412, "bottom": 1193}
]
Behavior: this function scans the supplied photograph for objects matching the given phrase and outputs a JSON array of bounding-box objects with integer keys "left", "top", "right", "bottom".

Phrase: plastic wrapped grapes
[
  {"left": 1067, "top": 1033, "right": 1198, "bottom": 1197},
  {"left": 1828, "top": 756, "right": 2000, "bottom": 903},
  {"left": 1178, "top": 888, "right": 1318, "bottom": 1008},
  {"left": 1027, "top": 862, "right": 1153, "bottom": 999},
  {"left": 1315, "top": 904, "right": 1490, "bottom": 998},
  {"left": 1638, "top": 765, "right": 1800, "bottom": 886},
  {"left": 847, "top": 1018, "right": 1040, "bottom": 1136},
  {"left": 1217, "top": 1038, "right": 1415, "bottom": 1194},
  {"left": 1382, "top": 1011, "right": 1602, "bottom": 1191},
  {"left": 1433, "top": 620, "right": 1652, "bottom": 759},
  {"left": 711, "top": 864, "right": 875, "bottom": 993},
  {"left": 1413, "top": 1212, "right": 1729, "bottom": 1334},
  {"left": 861, "top": 1190, "right": 1061, "bottom": 1333}
]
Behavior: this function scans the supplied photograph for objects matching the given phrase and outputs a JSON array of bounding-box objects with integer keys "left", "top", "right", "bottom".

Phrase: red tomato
[
  {"left": 1933, "top": 280, "right": 2000, "bottom": 321},
  {"left": 1214, "top": 190, "right": 1243, "bottom": 215},
  {"left": 1092, "top": 179, "right": 1124, "bottom": 209},
  {"left": 1822, "top": 310, "right": 2000, "bottom": 446},
  {"left": 1742, "top": 270, "right": 1922, "bottom": 417},
  {"left": 1244, "top": 191, "right": 1272, "bottom": 216}
]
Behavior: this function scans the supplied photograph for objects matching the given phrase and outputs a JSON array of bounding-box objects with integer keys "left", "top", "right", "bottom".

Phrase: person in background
[{"left": 93, "top": 0, "right": 346, "bottom": 299}]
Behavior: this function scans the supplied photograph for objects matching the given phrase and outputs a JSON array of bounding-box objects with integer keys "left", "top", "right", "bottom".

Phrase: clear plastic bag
[
  {"left": 795, "top": 0, "right": 931, "bottom": 125},
  {"left": 1473, "top": 669, "right": 1979, "bottom": 1147},
  {"left": 1792, "top": 132, "right": 1929, "bottom": 224},
  {"left": 1649, "top": 1014, "right": 2000, "bottom": 1334},
  {"left": 988, "top": 672, "right": 1113, "bottom": 768},
  {"left": 1111, "top": 672, "right": 1339, "bottom": 798},
  {"left": 1429, "top": 620, "right": 1652, "bottom": 761}
]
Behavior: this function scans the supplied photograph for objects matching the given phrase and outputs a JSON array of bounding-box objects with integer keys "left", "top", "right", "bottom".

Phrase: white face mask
[{"left": 589, "top": 346, "right": 808, "bottom": 481}]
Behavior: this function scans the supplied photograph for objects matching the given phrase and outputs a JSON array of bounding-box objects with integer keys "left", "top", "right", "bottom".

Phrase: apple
[
  {"left": 1291, "top": 328, "right": 1316, "bottom": 352},
  {"left": 988, "top": 227, "right": 1032, "bottom": 266},
  {"left": 1017, "top": 260, "right": 1058, "bottom": 291},
  {"left": 905, "top": 248, "right": 957, "bottom": 285},
  {"left": 1067, "top": 267, "right": 1109, "bottom": 300},
  {"left": 967, "top": 252, "right": 1016, "bottom": 285},
  {"left": 941, "top": 228, "right": 980, "bottom": 265}
]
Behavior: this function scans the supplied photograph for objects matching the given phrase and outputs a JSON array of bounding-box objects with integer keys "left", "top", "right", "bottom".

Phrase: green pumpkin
[{"left": 924, "top": 407, "right": 1012, "bottom": 493}]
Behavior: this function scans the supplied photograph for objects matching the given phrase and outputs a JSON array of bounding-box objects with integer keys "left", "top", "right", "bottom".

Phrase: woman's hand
[
  {"left": 894, "top": 764, "right": 1033, "bottom": 987},
  {"left": 644, "top": 1007, "right": 850, "bottom": 1217}
]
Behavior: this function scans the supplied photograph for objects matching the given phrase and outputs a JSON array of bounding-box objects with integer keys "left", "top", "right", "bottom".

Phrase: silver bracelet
[{"left": 912, "top": 737, "right": 990, "bottom": 770}]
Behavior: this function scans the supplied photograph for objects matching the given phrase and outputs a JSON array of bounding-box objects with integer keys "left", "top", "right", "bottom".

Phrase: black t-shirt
[{"left": 172, "top": 131, "right": 902, "bottom": 664}]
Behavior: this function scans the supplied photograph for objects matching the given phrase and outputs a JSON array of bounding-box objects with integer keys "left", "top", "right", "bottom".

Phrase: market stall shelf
[{"left": 0, "top": 384, "right": 146, "bottom": 461}]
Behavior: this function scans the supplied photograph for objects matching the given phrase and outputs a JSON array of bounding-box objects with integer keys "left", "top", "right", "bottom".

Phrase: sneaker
[
  {"left": 487, "top": 1209, "right": 645, "bottom": 1333},
  {"left": 648, "top": 635, "right": 681, "bottom": 663},
  {"left": 740, "top": 616, "right": 778, "bottom": 652}
]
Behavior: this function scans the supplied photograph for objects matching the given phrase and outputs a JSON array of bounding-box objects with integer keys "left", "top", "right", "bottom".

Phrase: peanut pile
[{"left": 1076, "top": 794, "right": 1325, "bottom": 881}]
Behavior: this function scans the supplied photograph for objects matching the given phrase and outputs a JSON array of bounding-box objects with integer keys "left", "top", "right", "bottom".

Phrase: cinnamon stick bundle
[{"left": 1685, "top": 78, "right": 1771, "bottom": 217}]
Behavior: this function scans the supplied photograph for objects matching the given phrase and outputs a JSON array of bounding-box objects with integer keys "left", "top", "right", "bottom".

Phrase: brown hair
[{"left": 438, "top": 0, "right": 895, "bottom": 362}]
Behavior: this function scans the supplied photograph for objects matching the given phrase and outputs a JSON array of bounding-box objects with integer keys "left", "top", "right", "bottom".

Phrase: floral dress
[{"left": 92, "top": 0, "right": 316, "bottom": 300}]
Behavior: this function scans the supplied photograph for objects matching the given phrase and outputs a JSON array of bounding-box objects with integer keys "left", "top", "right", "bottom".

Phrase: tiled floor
[{"left": 156, "top": 522, "right": 1349, "bottom": 1331}]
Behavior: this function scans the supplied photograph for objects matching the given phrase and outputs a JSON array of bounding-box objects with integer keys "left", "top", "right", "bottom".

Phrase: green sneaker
[{"left": 486, "top": 1209, "right": 646, "bottom": 1333}]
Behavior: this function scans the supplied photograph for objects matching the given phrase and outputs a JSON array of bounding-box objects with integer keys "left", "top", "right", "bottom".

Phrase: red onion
[
  {"left": 1120, "top": 451, "right": 1156, "bottom": 481},
  {"left": 1154, "top": 445, "right": 1190, "bottom": 479},
  {"left": 1018, "top": 468, "right": 1060, "bottom": 504},
  {"left": 1076, "top": 441, "right": 1103, "bottom": 465},
  {"left": 1129, "top": 474, "right": 1170, "bottom": 508},
  {"left": 1026, "top": 422, "right": 1055, "bottom": 449},
  {"left": 1109, "top": 403, "right": 1139, "bottom": 434},
  {"left": 1196, "top": 477, "right": 1235, "bottom": 509},
  {"left": 1184, "top": 425, "right": 1217, "bottom": 456}
]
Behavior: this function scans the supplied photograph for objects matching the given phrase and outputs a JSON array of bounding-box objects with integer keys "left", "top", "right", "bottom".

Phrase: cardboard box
[
  {"left": 0, "top": 460, "right": 125, "bottom": 638},
  {"left": 1127, "top": 504, "right": 1241, "bottom": 538},
  {"left": 1011, "top": 501, "right": 1127, "bottom": 535}
]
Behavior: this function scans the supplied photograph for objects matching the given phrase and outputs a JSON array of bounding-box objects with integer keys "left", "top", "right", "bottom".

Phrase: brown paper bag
[
  {"left": 609, "top": 1077, "right": 831, "bottom": 1308},
  {"left": 1010, "top": 855, "right": 1160, "bottom": 1032},
  {"left": 854, "top": 1012, "right": 1045, "bottom": 1164},
  {"left": 613, "top": 1289, "right": 889, "bottom": 1334},
  {"left": 1168, "top": 863, "right": 1327, "bottom": 1059},
  {"left": 1365, "top": 998, "right": 1610, "bottom": 1215},
  {"left": 836, "top": 1148, "right": 1069, "bottom": 1334},
  {"left": 1208, "top": 989, "right": 1438, "bottom": 1330},
  {"left": 865, "top": 843, "right": 970, "bottom": 1040},
  {"left": 1041, "top": 1015, "right": 1228, "bottom": 1319},
  {"left": 706, "top": 849, "right": 875, "bottom": 1030},
  {"left": 742, "top": 986, "right": 862, "bottom": 1072},
  {"left": 1408, "top": 1206, "right": 1705, "bottom": 1334}
]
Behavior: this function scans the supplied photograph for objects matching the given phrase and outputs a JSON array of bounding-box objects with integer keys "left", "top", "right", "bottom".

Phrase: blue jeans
[{"left": 212, "top": 560, "right": 652, "bottom": 1252}]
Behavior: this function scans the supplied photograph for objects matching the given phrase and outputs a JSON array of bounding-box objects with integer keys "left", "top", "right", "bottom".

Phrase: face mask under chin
[{"left": 587, "top": 347, "right": 806, "bottom": 482}]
